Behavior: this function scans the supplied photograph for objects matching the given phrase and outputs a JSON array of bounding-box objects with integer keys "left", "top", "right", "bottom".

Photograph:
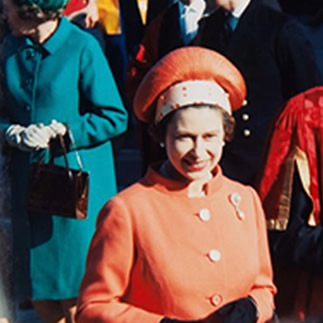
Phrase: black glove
[
  {"left": 214, "top": 297, "right": 258, "bottom": 323},
  {"left": 160, "top": 318, "right": 202, "bottom": 323}
]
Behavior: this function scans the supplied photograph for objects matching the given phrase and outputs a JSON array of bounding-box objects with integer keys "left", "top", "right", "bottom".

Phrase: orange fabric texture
[
  {"left": 76, "top": 166, "right": 276, "bottom": 323},
  {"left": 133, "top": 47, "right": 247, "bottom": 123}
]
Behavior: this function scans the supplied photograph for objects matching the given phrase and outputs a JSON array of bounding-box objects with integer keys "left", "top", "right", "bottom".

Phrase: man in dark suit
[
  {"left": 126, "top": 0, "right": 209, "bottom": 170},
  {"left": 196, "top": 0, "right": 322, "bottom": 186},
  {"left": 127, "top": 0, "right": 209, "bottom": 99}
]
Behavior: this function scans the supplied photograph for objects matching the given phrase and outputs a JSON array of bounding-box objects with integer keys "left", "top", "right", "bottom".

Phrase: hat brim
[{"left": 133, "top": 47, "right": 247, "bottom": 123}]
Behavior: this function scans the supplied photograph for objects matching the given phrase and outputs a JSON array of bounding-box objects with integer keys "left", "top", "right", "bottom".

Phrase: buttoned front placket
[
  {"left": 16, "top": 44, "right": 45, "bottom": 163},
  {"left": 19, "top": 45, "right": 43, "bottom": 124},
  {"left": 189, "top": 189, "right": 248, "bottom": 310}
]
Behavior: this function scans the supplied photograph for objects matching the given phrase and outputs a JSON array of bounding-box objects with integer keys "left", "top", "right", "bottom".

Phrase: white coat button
[
  {"left": 243, "top": 129, "right": 251, "bottom": 137},
  {"left": 211, "top": 294, "right": 223, "bottom": 306},
  {"left": 199, "top": 208, "right": 211, "bottom": 222},
  {"left": 242, "top": 113, "right": 249, "bottom": 121},
  {"left": 208, "top": 249, "right": 221, "bottom": 262}
]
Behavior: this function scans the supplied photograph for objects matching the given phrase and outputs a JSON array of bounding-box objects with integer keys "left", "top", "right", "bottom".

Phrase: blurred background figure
[
  {"left": 278, "top": 0, "right": 323, "bottom": 79},
  {"left": 194, "top": 0, "right": 322, "bottom": 187},
  {"left": 0, "top": 0, "right": 127, "bottom": 322},
  {"left": 0, "top": 227, "right": 12, "bottom": 323},
  {"left": 259, "top": 86, "right": 323, "bottom": 322},
  {"left": 145, "top": 0, "right": 175, "bottom": 23},
  {"left": 0, "top": 3, "right": 13, "bottom": 323},
  {"left": 63, "top": 0, "right": 106, "bottom": 48},
  {"left": 126, "top": 0, "right": 213, "bottom": 172},
  {"left": 302, "top": 6, "right": 323, "bottom": 79}
]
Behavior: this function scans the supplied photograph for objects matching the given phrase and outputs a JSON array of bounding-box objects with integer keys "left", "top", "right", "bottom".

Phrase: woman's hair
[
  {"left": 149, "top": 104, "right": 235, "bottom": 144},
  {"left": 12, "top": 1, "right": 63, "bottom": 21}
]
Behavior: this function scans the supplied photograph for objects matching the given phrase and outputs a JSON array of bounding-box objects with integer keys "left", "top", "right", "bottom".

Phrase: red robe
[{"left": 259, "top": 86, "right": 323, "bottom": 320}]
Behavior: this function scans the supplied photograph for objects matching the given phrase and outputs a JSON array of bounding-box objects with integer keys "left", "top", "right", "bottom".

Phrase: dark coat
[
  {"left": 195, "top": 0, "right": 322, "bottom": 186},
  {"left": 126, "top": 2, "right": 185, "bottom": 101}
]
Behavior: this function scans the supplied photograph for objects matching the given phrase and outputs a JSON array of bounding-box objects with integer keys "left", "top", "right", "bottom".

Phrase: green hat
[{"left": 16, "top": 0, "right": 69, "bottom": 10}]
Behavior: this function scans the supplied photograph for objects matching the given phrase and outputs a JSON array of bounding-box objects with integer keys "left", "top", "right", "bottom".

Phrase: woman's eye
[
  {"left": 176, "top": 134, "right": 191, "bottom": 140},
  {"left": 204, "top": 133, "right": 218, "bottom": 140}
]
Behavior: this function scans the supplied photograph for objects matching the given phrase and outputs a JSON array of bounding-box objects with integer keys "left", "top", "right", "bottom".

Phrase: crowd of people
[{"left": 0, "top": 0, "right": 322, "bottom": 323}]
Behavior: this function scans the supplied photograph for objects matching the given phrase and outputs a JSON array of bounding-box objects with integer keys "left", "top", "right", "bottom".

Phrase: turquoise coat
[{"left": 0, "top": 18, "right": 128, "bottom": 301}]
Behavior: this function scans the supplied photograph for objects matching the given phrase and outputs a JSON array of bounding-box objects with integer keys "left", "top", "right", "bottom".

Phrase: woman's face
[
  {"left": 3, "top": 0, "right": 38, "bottom": 37},
  {"left": 165, "top": 106, "right": 225, "bottom": 182}
]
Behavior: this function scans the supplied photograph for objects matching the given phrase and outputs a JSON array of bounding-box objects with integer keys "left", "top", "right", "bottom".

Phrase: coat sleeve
[
  {"left": 247, "top": 188, "right": 277, "bottom": 323},
  {"left": 0, "top": 37, "right": 12, "bottom": 134},
  {"left": 275, "top": 19, "right": 322, "bottom": 101},
  {"left": 76, "top": 197, "right": 163, "bottom": 323},
  {"left": 68, "top": 36, "right": 128, "bottom": 149},
  {"left": 269, "top": 168, "right": 323, "bottom": 272}
]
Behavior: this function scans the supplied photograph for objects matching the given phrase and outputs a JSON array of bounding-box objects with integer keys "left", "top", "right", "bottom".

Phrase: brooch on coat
[{"left": 229, "top": 192, "right": 245, "bottom": 220}]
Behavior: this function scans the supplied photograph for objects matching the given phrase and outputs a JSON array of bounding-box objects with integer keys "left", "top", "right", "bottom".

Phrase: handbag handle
[
  {"left": 47, "top": 125, "right": 84, "bottom": 181},
  {"left": 55, "top": 134, "right": 74, "bottom": 181},
  {"left": 66, "top": 125, "right": 84, "bottom": 170}
]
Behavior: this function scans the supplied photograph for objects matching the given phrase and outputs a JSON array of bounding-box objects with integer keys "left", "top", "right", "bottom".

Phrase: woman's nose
[{"left": 191, "top": 138, "right": 207, "bottom": 158}]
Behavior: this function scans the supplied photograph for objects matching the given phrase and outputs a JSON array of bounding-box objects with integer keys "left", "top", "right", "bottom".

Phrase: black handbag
[{"left": 26, "top": 130, "right": 89, "bottom": 219}]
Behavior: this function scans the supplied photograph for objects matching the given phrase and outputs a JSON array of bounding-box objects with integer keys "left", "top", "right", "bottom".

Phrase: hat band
[{"left": 155, "top": 80, "right": 231, "bottom": 123}]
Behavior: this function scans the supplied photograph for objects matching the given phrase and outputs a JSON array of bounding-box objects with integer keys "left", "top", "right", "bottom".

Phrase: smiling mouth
[{"left": 184, "top": 160, "right": 209, "bottom": 171}]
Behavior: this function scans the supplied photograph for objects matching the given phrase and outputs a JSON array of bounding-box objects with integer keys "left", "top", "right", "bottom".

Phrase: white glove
[
  {"left": 21, "top": 124, "right": 52, "bottom": 149},
  {"left": 47, "top": 120, "right": 67, "bottom": 137},
  {"left": 4, "top": 125, "right": 32, "bottom": 152},
  {"left": 22, "top": 121, "right": 66, "bottom": 149},
  {"left": 5, "top": 121, "right": 67, "bottom": 151}
]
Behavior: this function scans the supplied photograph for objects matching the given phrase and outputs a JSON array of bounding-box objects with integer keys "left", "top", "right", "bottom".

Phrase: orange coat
[{"left": 76, "top": 166, "right": 276, "bottom": 323}]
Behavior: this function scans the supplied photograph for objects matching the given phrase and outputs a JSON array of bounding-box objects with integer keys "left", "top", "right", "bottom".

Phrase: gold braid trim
[
  {"left": 295, "top": 148, "right": 315, "bottom": 225},
  {"left": 267, "top": 147, "right": 313, "bottom": 230}
]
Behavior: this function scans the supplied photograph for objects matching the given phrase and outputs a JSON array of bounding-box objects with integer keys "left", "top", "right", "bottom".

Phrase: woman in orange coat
[{"left": 76, "top": 47, "right": 276, "bottom": 323}]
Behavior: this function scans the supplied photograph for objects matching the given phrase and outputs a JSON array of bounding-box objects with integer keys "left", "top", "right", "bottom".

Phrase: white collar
[
  {"left": 178, "top": 0, "right": 206, "bottom": 16},
  {"left": 231, "top": 0, "right": 251, "bottom": 18}
]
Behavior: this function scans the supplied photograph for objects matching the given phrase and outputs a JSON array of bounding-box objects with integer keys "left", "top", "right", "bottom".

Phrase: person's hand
[
  {"left": 160, "top": 318, "right": 203, "bottom": 323},
  {"left": 83, "top": 0, "right": 99, "bottom": 29},
  {"left": 5, "top": 124, "right": 26, "bottom": 147},
  {"left": 21, "top": 120, "right": 67, "bottom": 149},
  {"left": 160, "top": 298, "right": 259, "bottom": 323},
  {"left": 47, "top": 120, "right": 67, "bottom": 137},
  {"left": 5, "top": 124, "right": 32, "bottom": 152},
  {"left": 21, "top": 124, "right": 52, "bottom": 150},
  {"left": 210, "top": 297, "right": 259, "bottom": 323}
]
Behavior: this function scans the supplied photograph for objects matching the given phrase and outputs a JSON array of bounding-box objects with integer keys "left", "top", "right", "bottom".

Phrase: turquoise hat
[{"left": 15, "top": 0, "right": 69, "bottom": 10}]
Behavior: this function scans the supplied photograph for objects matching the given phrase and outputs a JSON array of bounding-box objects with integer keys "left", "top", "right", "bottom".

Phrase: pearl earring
[{"left": 160, "top": 142, "right": 165, "bottom": 148}]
